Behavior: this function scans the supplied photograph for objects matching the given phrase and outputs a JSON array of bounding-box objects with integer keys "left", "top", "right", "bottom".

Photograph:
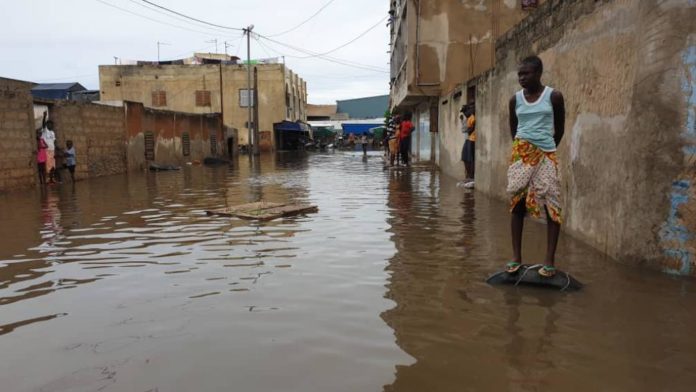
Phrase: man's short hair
[{"left": 520, "top": 55, "right": 543, "bottom": 73}]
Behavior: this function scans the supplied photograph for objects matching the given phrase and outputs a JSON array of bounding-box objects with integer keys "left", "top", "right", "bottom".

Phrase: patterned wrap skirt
[{"left": 506, "top": 139, "right": 562, "bottom": 224}]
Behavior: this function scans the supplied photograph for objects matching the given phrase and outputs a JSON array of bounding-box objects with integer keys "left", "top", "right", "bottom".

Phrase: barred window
[
  {"left": 182, "top": 132, "right": 191, "bottom": 156},
  {"left": 210, "top": 134, "right": 217, "bottom": 155},
  {"left": 151, "top": 90, "right": 167, "bottom": 107},
  {"left": 195, "top": 90, "right": 211, "bottom": 107},
  {"left": 144, "top": 131, "right": 155, "bottom": 160}
]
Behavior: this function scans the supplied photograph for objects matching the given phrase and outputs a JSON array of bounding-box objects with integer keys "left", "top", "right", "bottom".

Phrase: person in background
[
  {"left": 389, "top": 116, "right": 401, "bottom": 166},
  {"left": 64, "top": 140, "right": 76, "bottom": 182},
  {"left": 36, "top": 136, "right": 48, "bottom": 185},
  {"left": 41, "top": 116, "right": 57, "bottom": 184},
  {"left": 461, "top": 104, "right": 476, "bottom": 188},
  {"left": 361, "top": 134, "right": 368, "bottom": 155},
  {"left": 399, "top": 112, "right": 414, "bottom": 166}
]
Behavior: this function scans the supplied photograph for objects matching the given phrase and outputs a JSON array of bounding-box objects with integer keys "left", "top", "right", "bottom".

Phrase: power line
[
  {"left": 267, "top": 0, "right": 338, "bottom": 37},
  {"left": 139, "top": 0, "right": 243, "bottom": 31},
  {"left": 256, "top": 33, "right": 388, "bottom": 73},
  {"left": 296, "top": 16, "right": 387, "bottom": 58},
  {"left": 125, "top": 0, "right": 237, "bottom": 37},
  {"left": 93, "top": 0, "right": 235, "bottom": 37}
]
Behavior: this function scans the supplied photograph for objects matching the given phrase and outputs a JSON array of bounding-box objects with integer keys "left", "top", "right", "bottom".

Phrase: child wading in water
[
  {"left": 37, "top": 136, "right": 48, "bottom": 185},
  {"left": 65, "top": 140, "right": 76, "bottom": 182},
  {"left": 505, "top": 56, "right": 566, "bottom": 278}
]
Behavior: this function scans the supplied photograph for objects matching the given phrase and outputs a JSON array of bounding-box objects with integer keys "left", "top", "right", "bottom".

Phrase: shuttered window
[
  {"left": 151, "top": 90, "right": 167, "bottom": 107},
  {"left": 144, "top": 131, "right": 155, "bottom": 160},
  {"left": 195, "top": 90, "right": 211, "bottom": 107},
  {"left": 210, "top": 134, "right": 217, "bottom": 155},
  {"left": 182, "top": 132, "right": 191, "bottom": 156}
]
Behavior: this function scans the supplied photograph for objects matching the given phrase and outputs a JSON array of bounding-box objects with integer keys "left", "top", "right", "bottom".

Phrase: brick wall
[
  {"left": 48, "top": 101, "right": 127, "bottom": 179},
  {"left": 0, "top": 82, "right": 36, "bottom": 191}
]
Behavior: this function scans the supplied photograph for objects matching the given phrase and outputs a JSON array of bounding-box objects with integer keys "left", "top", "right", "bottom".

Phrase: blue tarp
[
  {"left": 341, "top": 123, "right": 383, "bottom": 136},
  {"left": 274, "top": 121, "right": 310, "bottom": 132}
]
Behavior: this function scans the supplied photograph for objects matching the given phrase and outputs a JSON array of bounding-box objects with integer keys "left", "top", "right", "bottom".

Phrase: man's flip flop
[
  {"left": 506, "top": 261, "right": 521, "bottom": 274},
  {"left": 538, "top": 265, "right": 556, "bottom": 278}
]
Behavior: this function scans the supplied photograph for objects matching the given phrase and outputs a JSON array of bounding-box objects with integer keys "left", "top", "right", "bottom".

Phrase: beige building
[
  {"left": 389, "top": 0, "right": 542, "bottom": 160},
  {"left": 99, "top": 54, "right": 307, "bottom": 151}
]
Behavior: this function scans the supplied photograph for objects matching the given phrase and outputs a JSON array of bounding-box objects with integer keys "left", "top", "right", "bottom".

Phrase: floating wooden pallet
[{"left": 206, "top": 201, "right": 318, "bottom": 221}]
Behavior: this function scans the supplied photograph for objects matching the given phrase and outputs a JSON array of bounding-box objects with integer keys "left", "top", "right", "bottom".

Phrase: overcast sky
[{"left": 1, "top": 0, "right": 390, "bottom": 104}]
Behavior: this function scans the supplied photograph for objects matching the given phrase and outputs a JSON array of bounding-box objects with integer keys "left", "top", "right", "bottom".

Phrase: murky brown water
[{"left": 1, "top": 152, "right": 696, "bottom": 392}]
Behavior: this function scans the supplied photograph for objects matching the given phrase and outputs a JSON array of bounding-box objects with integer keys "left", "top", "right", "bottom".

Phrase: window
[
  {"left": 151, "top": 90, "right": 167, "bottom": 107},
  {"left": 195, "top": 90, "right": 211, "bottom": 107},
  {"left": 144, "top": 132, "right": 155, "bottom": 160},
  {"left": 115, "top": 80, "right": 121, "bottom": 87},
  {"left": 239, "top": 89, "right": 255, "bottom": 108},
  {"left": 210, "top": 134, "right": 217, "bottom": 155},
  {"left": 467, "top": 85, "right": 476, "bottom": 104},
  {"left": 182, "top": 132, "right": 191, "bottom": 156}
]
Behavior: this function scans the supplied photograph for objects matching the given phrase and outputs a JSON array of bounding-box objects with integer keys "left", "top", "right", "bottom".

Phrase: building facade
[
  {"left": 389, "top": 0, "right": 542, "bottom": 161},
  {"left": 99, "top": 57, "right": 307, "bottom": 151}
]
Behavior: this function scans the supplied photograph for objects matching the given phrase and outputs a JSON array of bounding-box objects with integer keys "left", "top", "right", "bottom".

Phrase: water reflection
[{"left": 0, "top": 152, "right": 695, "bottom": 391}]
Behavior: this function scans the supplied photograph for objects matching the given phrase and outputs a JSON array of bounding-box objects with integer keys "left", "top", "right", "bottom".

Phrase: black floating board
[{"left": 486, "top": 264, "right": 583, "bottom": 291}]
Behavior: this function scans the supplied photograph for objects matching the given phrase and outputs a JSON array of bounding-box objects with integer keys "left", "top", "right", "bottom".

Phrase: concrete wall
[
  {"left": 0, "top": 79, "right": 37, "bottom": 191},
  {"left": 48, "top": 101, "right": 127, "bottom": 179},
  {"left": 389, "top": 0, "right": 544, "bottom": 109},
  {"left": 438, "top": 0, "right": 696, "bottom": 275},
  {"left": 99, "top": 64, "right": 307, "bottom": 148},
  {"left": 124, "top": 101, "right": 224, "bottom": 170}
]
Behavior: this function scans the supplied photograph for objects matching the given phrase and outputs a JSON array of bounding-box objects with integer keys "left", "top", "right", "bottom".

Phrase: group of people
[
  {"left": 384, "top": 112, "right": 414, "bottom": 166},
  {"left": 36, "top": 114, "right": 76, "bottom": 185}
]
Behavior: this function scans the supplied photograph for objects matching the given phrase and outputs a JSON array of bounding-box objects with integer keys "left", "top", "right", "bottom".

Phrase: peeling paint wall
[
  {"left": 438, "top": 0, "right": 696, "bottom": 275},
  {"left": 124, "top": 102, "right": 224, "bottom": 171},
  {"left": 389, "top": 0, "right": 544, "bottom": 109}
]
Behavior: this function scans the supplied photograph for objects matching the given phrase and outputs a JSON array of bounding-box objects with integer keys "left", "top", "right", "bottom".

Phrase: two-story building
[
  {"left": 99, "top": 54, "right": 307, "bottom": 152},
  {"left": 389, "top": 0, "right": 542, "bottom": 161}
]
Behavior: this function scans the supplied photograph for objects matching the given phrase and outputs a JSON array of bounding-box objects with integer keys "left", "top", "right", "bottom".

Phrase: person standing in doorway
[
  {"left": 399, "top": 112, "right": 414, "bottom": 166},
  {"left": 461, "top": 104, "right": 476, "bottom": 188},
  {"left": 64, "top": 140, "right": 76, "bottom": 182},
  {"left": 41, "top": 116, "right": 57, "bottom": 184},
  {"left": 505, "top": 55, "right": 565, "bottom": 278}
]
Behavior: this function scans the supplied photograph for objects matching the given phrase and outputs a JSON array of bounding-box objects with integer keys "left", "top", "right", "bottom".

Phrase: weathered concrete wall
[
  {"left": 49, "top": 101, "right": 127, "bottom": 179},
  {"left": 99, "top": 64, "right": 306, "bottom": 147},
  {"left": 0, "top": 79, "right": 37, "bottom": 191},
  {"left": 389, "top": 0, "right": 545, "bottom": 109},
  {"left": 438, "top": 0, "right": 696, "bottom": 275},
  {"left": 124, "top": 101, "right": 224, "bottom": 171}
]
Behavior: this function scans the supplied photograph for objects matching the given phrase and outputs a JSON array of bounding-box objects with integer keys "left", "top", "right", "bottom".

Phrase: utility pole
[
  {"left": 224, "top": 41, "right": 233, "bottom": 55},
  {"left": 219, "top": 61, "right": 225, "bottom": 157},
  {"left": 157, "top": 41, "right": 170, "bottom": 63},
  {"left": 253, "top": 67, "right": 260, "bottom": 155},
  {"left": 206, "top": 38, "right": 219, "bottom": 53},
  {"left": 244, "top": 25, "right": 254, "bottom": 153}
]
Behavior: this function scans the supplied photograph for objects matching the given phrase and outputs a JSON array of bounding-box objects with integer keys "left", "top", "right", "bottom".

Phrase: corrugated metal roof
[{"left": 31, "top": 82, "right": 86, "bottom": 91}]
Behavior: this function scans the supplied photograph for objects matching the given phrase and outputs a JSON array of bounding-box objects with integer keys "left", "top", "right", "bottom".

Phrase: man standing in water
[{"left": 505, "top": 56, "right": 565, "bottom": 278}]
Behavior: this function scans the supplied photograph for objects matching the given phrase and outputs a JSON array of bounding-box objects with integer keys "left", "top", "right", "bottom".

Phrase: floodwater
[{"left": 1, "top": 152, "right": 696, "bottom": 392}]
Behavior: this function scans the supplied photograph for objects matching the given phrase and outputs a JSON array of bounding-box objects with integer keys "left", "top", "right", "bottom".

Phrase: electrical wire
[
  {"left": 266, "top": 0, "right": 338, "bottom": 37},
  {"left": 256, "top": 33, "right": 388, "bottom": 73},
  {"left": 140, "top": 0, "right": 243, "bottom": 31},
  {"left": 93, "top": 0, "right": 235, "bottom": 37},
  {"left": 124, "top": 0, "right": 237, "bottom": 37},
  {"left": 297, "top": 16, "right": 387, "bottom": 58}
]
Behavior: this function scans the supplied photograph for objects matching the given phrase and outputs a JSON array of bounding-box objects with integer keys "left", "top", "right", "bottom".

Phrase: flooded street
[{"left": 1, "top": 152, "right": 696, "bottom": 392}]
